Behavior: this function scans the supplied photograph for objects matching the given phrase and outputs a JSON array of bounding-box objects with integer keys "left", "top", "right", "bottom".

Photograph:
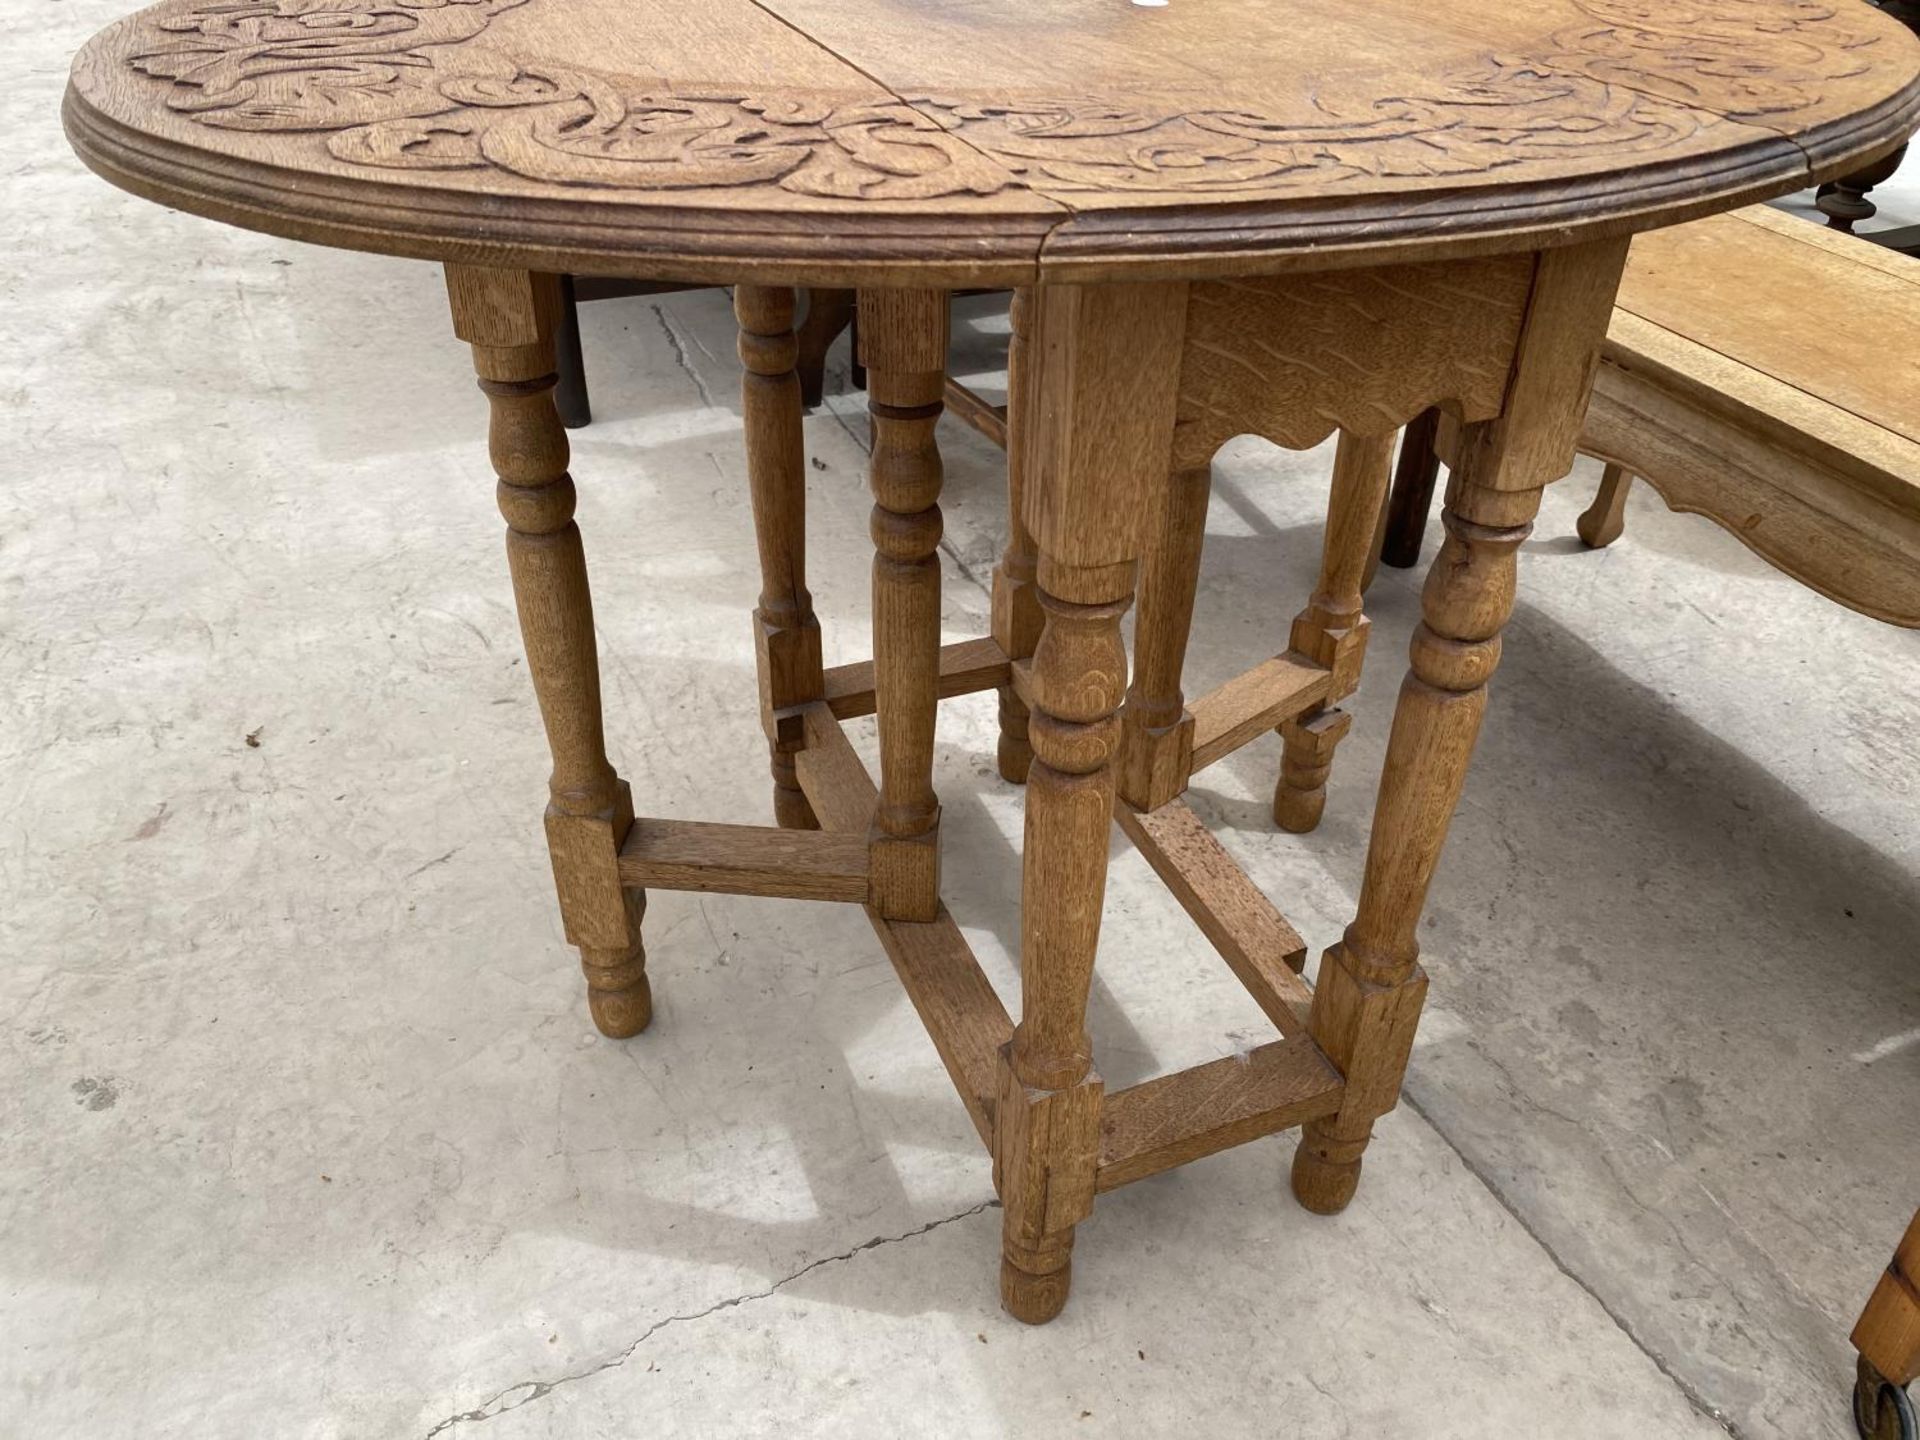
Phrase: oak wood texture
[
  {"left": 860, "top": 287, "right": 949, "bottom": 919},
  {"left": 821, "top": 637, "right": 1010, "bottom": 721},
  {"left": 66, "top": 0, "right": 1920, "bottom": 287},
  {"left": 438, "top": 229, "right": 1733, "bottom": 1320},
  {"left": 615, "top": 819, "right": 869, "bottom": 903},
  {"left": 446, "top": 263, "right": 652, "bottom": 1039},
  {"left": 1116, "top": 463, "right": 1211, "bottom": 812},
  {"left": 1381, "top": 206, "right": 1920, "bottom": 626},
  {"left": 1174, "top": 253, "right": 1537, "bottom": 464},
  {"left": 1274, "top": 430, "right": 1396, "bottom": 833},
  {"left": 1584, "top": 207, "right": 1920, "bottom": 627},
  {"left": 1188, "top": 657, "right": 1332, "bottom": 774},
  {"left": 995, "top": 1061, "right": 1101, "bottom": 1324},
  {"left": 737, "top": 284, "right": 827, "bottom": 828},
  {"left": 942, "top": 377, "right": 1008, "bottom": 450},
  {"left": 1097, "top": 1036, "right": 1345, "bottom": 1192},
  {"left": 1294, "top": 236, "right": 1632, "bottom": 1215}
]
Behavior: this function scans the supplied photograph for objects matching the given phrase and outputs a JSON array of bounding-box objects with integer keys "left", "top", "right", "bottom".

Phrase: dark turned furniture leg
[
  {"left": 554, "top": 273, "right": 592, "bottom": 430},
  {"left": 1375, "top": 406, "right": 1443, "bottom": 574},
  {"left": 796, "top": 288, "right": 856, "bottom": 408},
  {"left": 1818, "top": 141, "right": 1909, "bottom": 233}
]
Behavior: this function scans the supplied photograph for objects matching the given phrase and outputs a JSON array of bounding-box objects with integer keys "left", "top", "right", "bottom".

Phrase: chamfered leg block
[{"left": 446, "top": 264, "right": 651, "bottom": 1038}]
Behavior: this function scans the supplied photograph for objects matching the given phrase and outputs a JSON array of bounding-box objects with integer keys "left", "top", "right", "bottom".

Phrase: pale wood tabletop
[{"left": 64, "top": 0, "right": 1920, "bottom": 285}]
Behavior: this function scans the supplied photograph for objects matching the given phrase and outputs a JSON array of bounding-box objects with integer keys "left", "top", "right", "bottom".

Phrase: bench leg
[{"left": 1576, "top": 462, "right": 1633, "bottom": 549}]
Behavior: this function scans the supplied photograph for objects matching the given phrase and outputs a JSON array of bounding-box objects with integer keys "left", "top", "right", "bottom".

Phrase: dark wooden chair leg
[
  {"left": 795, "top": 288, "right": 856, "bottom": 408},
  {"left": 1376, "top": 406, "right": 1443, "bottom": 574},
  {"left": 553, "top": 274, "right": 592, "bottom": 430}
]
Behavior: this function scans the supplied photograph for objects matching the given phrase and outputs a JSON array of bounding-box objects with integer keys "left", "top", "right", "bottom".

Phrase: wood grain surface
[{"left": 63, "top": 0, "right": 1920, "bottom": 284}]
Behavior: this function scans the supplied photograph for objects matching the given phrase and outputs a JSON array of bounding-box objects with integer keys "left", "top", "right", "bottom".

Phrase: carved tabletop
[
  {"left": 50, "top": 0, "right": 1920, "bottom": 1334},
  {"left": 64, "top": 0, "right": 1920, "bottom": 286}
]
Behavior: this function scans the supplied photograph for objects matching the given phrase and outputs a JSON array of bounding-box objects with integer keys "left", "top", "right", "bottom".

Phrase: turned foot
[
  {"left": 1274, "top": 709, "right": 1353, "bottom": 835},
  {"left": 1273, "top": 785, "right": 1326, "bottom": 835},
  {"left": 1000, "top": 1237, "right": 1074, "bottom": 1325},
  {"left": 582, "top": 938, "right": 652, "bottom": 1038},
  {"left": 770, "top": 750, "right": 819, "bottom": 829},
  {"left": 1290, "top": 1119, "right": 1369, "bottom": 1215}
]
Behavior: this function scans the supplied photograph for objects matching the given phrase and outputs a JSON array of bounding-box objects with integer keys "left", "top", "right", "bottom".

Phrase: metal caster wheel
[{"left": 1856, "top": 1356, "right": 1918, "bottom": 1440}]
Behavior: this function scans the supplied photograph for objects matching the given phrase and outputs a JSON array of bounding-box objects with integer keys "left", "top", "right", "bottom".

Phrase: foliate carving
[
  {"left": 129, "top": 0, "right": 531, "bottom": 130},
  {"left": 119, "top": 0, "right": 1897, "bottom": 202},
  {"left": 126, "top": 0, "right": 1015, "bottom": 198}
]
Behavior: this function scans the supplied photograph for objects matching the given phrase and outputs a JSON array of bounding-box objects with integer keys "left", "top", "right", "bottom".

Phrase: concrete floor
[{"left": 6, "top": 7, "right": 1919, "bottom": 1437}]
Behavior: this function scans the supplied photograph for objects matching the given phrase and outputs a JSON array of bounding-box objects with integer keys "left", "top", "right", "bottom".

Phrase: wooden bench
[{"left": 1383, "top": 204, "right": 1920, "bottom": 630}]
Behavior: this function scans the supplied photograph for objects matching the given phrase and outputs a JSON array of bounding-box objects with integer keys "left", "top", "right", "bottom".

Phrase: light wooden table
[{"left": 64, "top": 0, "right": 1920, "bottom": 1324}]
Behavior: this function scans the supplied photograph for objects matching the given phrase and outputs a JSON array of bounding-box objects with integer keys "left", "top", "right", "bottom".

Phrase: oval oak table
[{"left": 64, "top": 0, "right": 1920, "bottom": 1324}]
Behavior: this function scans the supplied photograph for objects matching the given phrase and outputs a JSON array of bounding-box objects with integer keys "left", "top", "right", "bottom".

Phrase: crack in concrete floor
[
  {"left": 420, "top": 1200, "right": 1000, "bottom": 1437},
  {"left": 1399, "top": 1088, "right": 1744, "bottom": 1439}
]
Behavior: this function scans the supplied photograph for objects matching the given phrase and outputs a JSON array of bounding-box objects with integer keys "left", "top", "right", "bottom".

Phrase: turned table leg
[
  {"left": 1116, "top": 462, "right": 1209, "bottom": 811},
  {"left": 991, "top": 288, "right": 1044, "bottom": 784},
  {"left": 859, "top": 288, "right": 950, "bottom": 921},
  {"left": 1292, "top": 239, "right": 1628, "bottom": 1211},
  {"left": 736, "top": 285, "right": 826, "bottom": 830},
  {"left": 446, "top": 265, "right": 650, "bottom": 1038},
  {"left": 996, "top": 280, "right": 1188, "bottom": 1323},
  {"left": 1291, "top": 478, "right": 1528, "bottom": 1209},
  {"left": 1275, "top": 430, "right": 1394, "bottom": 833},
  {"left": 999, "top": 576, "right": 1128, "bottom": 1323}
]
